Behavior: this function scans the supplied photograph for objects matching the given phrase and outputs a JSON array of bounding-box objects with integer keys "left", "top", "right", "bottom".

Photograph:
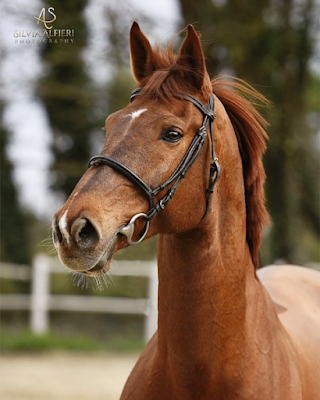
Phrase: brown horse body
[{"left": 53, "top": 23, "right": 320, "bottom": 399}]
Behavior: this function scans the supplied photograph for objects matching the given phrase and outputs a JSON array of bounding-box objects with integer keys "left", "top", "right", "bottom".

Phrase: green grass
[{"left": 0, "top": 330, "right": 144, "bottom": 353}]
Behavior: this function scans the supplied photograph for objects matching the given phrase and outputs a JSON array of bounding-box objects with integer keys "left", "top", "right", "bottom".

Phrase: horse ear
[
  {"left": 130, "top": 22, "right": 155, "bottom": 83},
  {"left": 176, "top": 25, "right": 207, "bottom": 90}
]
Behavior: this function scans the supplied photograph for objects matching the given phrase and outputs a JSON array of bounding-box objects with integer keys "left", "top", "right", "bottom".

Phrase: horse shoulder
[
  {"left": 258, "top": 264, "right": 320, "bottom": 399},
  {"left": 257, "top": 265, "right": 320, "bottom": 328}
]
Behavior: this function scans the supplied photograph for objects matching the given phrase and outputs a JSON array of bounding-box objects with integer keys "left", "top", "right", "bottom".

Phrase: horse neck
[{"left": 156, "top": 165, "right": 256, "bottom": 387}]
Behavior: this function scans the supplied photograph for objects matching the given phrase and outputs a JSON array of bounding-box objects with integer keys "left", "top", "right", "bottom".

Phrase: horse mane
[
  {"left": 139, "top": 45, "right": 270, "bottom": 268},
  {"left": 211, "top": 77, "right": 270, "bottom": 268}
]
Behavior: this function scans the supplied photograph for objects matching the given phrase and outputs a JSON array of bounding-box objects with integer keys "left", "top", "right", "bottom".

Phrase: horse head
[
  {"left": 52, "top": 22, "right": 267, "bottom": 277},
  {"left": 52, "top": 23, "right": 220, "bottom": 276}
]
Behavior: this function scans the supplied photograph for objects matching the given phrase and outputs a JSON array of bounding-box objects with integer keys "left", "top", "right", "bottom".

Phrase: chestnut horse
[{"left": 53, "top": 23, "right": 320, "bottom": 399}]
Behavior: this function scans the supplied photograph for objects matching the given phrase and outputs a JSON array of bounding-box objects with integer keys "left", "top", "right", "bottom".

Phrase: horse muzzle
[{"left": 52, "top": 211, "right": 120, "bottom": 275}]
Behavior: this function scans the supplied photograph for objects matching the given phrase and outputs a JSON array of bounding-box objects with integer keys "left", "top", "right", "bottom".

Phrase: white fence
[{"left": 0, "top": 254, "right": 158, "bottom": 342}]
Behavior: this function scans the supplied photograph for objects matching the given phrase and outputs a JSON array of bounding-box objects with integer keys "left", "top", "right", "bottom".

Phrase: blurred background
[{"left": 0, "top": 0, "right": 319, "bottom": 399}]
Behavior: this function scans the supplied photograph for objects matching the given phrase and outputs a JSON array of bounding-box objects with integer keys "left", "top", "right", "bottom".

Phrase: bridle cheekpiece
[{"left": 88, "top": 88, "right": 221, "bottom": 245}]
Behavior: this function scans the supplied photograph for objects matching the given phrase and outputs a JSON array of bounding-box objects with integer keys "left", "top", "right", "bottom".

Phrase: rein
[{"left": 88, "top": 89, "right": 221, "bottom": 245}]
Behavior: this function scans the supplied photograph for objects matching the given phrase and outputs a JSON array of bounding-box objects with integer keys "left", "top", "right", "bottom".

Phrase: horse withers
[{"left": 52, "top": 22, "right": 320, "bottom": 400}]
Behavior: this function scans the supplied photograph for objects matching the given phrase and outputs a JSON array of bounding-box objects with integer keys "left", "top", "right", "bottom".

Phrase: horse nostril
[{"left": 71, "top": 218, "right": 99, "bottom": 249}]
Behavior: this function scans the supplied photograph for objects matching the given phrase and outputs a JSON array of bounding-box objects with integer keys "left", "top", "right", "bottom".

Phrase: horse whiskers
[
  {"left": 38, "top": 234, "right": 57, "bottom": 255},
  {"left": 69, "top": 270, "right": 114, "bottom": 291},
  {"left": 70, "top": 271, "right": 90, "bottom": 290},
  {"left": 91, "top": 271, "right": 116, "bottom": 290},
  {"left": 106, "top": 272, "right": 116, "bottom": 286},
  {"left": 38, "top": 235, "right": 53, "bottom": 246},
  {"left": 93, "top": 273, "right": 111, "bottom": 291}
]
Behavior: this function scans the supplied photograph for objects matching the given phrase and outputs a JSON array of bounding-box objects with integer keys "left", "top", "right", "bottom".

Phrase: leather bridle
[{"left": 88, "top": 88, "right": 221, "bottom": 245}]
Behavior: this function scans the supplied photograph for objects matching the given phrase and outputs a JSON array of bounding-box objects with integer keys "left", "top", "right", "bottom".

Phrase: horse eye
[{"left": 162, "top": 129, "right": 182, "bottom": 143}]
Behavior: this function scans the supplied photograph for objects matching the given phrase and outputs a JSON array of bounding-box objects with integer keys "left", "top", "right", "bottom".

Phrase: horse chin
[
  {"left": 57, "top": 232, "right": 120, "bottom": 277},
  {"left": 83, "top": 251, "right": 113, "bottom": 277},
  {"left": 82, "top": 234, "right": 119, "bottom": 277}
]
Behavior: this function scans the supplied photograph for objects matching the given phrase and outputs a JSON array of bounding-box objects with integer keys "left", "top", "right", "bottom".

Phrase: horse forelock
[{"left": 138, "top": 43, "right": 204, "bottom": 101}]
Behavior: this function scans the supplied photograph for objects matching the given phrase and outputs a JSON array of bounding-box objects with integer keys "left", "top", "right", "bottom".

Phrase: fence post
[
  {"left": 144, "top": 260, "right": 158, "bottom": 342},
  {"left": 30, "top": 254, "right": 50, "bottom": 334}
]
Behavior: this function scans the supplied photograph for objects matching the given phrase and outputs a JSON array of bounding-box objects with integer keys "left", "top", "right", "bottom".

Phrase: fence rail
[{"left": 0, "top": 254, "right": 158, "bottom": 342}]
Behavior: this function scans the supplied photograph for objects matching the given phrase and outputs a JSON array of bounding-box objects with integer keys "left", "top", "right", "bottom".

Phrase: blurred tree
[
  {"left": 179, "top": 0, "right": 319, "bottom": 264},
  {"left": 37, "top": 1, "right": 94, "bottom": 198},
  {"left": 0, "top": 123, "right": 30, "bottom": 264}
]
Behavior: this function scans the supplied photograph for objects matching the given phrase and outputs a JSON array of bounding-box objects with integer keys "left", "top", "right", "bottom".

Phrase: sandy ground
[{"left": 0, "top": 352, "right": 139, "bottom": 400}]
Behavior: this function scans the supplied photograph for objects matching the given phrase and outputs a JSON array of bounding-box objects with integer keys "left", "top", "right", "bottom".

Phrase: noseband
[{"left": 88, "top": 89, "right": 221, "bottom": 245}]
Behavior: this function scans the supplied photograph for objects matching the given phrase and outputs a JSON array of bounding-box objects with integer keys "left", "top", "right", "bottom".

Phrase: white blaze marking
[
  {"left": 128, "top": 108, "right": 147, "bottom": 120},
  {"left": 59, "top": 211, "right": 68, "bottom": 229},
  {"left": 56, "top": 192, "right": 78, "bottom": 245},
  {"left": 59, "top": 210, "right": 70, "bottom": 241}
]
